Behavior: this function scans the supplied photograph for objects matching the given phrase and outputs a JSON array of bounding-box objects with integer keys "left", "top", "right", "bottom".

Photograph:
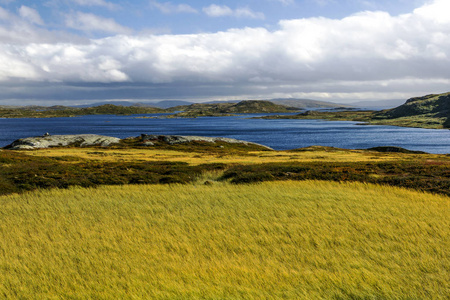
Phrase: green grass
[{"left": 0, "top": 181, "right": 448, "bottom": 299}]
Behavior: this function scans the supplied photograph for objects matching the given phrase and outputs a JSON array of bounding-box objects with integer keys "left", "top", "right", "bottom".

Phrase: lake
[{"left": 0, "top": 114, "right": 449, "bottom": 153}]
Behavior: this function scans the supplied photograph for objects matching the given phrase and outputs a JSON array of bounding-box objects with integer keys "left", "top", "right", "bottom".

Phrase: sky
[{"left": 0, "top": 0, "right": 449, "bottom": 105}]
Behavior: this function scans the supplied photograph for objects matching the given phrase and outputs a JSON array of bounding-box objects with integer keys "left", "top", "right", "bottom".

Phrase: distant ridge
[
  {"left": 151, "top": 100, "right": 194, "bottom": 108},
  {"left": 73, "top": 101, "right": 157, "bottom": 108},
  {"left": 269, "top": 98, "right": 352, "bottom": 109},
  {"left": 350, "top": 99, "right": 406, "bottom": 109},
  {"left": 168, "top": 100, "right": 299, "bottom": 117},
  {"left": 69, "top": 99, "right": 345, "bottom": 109}
]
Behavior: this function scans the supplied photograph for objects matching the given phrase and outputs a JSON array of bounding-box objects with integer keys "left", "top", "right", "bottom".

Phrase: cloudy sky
[{"left": 0, "top": 0, "right": 449, "bottom": 105}]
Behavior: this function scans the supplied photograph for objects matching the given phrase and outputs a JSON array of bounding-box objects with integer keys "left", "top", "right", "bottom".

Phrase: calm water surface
[{"left": 0, "top": 114, "right": 449, "bottom": 153}]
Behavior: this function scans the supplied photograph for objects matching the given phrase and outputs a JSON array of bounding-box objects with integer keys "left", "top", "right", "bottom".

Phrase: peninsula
[{"left": 259, "top": 92, "right": 450, "bottom": 129}]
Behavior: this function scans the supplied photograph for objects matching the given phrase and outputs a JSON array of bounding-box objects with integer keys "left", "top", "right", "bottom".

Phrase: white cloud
[
  {"left": 203, "top": 5, "right": 265, "bottom": 19},
  {"left": 0, "top": 47, "right": 40, "bottom": 80},
  {"left": 313, "top": 0, "right": 335, "bottom": 7},
  {"left": 413, "top": 0, "right": 450, "bottom": 24},
  {"left": 275, "top": 0, "right": 295, "bottom": 6},
  {"left": 203, "top": 5, "right": 233, "bottom": 17},
  {"left": 0, "top": 7, "right": 86, "bottom": 44},
  {"left": 0, "top": 0, "right": 449, "bottom": 101},
  {"left": 235, "top": 7, "right": 265, "bottom": 19},
  {"left": 18, "top": 6, "right": 44, "bottom": 25},
  {"left": 71, "top": 0, "right": 119, "bottom": 10},
  {"left": 0, "top": 6, "right": 13, "bottom": 21},
  {"left": 150, "top": 1, "right": 198, "bottom": 14},
  {"left": 65, "top": 12, "right": 132, "bottom": 34}
]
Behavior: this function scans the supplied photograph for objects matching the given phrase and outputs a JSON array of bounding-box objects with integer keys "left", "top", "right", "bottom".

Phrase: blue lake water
[{"left": 0, "top": 114, "right": 449, "bottom": 153}]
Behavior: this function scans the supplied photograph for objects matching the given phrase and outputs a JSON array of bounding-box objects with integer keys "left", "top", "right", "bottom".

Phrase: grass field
[
  {"left": 24, "top": 146, "right": 414, "bottom": 165},
  {"left": 0, "top": 181, "right": 448, "bottom": 299},
  {"left": 2, "top": 145, "right": 449, "bottom": 196}
]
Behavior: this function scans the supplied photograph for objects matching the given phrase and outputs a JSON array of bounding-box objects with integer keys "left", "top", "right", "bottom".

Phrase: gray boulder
[
  {"left": 145, "top": 134, "right": 273, "bottom": 150},
  {"left": 5, "top": 134, "right": 120, "bottom": 150}
]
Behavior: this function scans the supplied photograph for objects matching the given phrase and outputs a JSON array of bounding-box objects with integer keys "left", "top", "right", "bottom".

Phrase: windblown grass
[
  {"left": 0, "top": 181, "right": 448, "bottom": 299},
  {"left": 24, "top": 146, "right": 425, "bottom": 165}
]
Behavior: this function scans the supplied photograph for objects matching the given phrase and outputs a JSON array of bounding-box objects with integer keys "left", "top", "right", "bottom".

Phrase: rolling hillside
[
  {"left": 375, "top": 92, "right": 450, "bottom": 128},
  {"left": 261, "top": 92, "right": 450, "bottom": 129}
]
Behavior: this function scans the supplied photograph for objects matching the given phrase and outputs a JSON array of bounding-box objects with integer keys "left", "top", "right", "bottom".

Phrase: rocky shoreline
[{"left": 4, "top": 134, "right": 273, "bottom": 150}]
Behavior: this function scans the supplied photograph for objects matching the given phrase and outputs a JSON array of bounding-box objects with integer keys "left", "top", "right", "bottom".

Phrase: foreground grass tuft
[{"left": 0, "top": 181, "right": 448, "bottom": 299}]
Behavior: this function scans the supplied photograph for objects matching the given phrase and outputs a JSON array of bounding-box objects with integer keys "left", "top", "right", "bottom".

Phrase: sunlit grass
[
  {"left": 0, "top": 181, "right": 448, "bottom": 299},
  {"left": 25, "top": 146, "right": 423, "bottom": 165}
]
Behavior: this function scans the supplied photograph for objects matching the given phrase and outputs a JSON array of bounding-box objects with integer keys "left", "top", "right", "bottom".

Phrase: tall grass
[
  {"left": 25, "top": 146, "right": 414, "bottom": 165},
  {"left": 0, "top": 181, "right": 448, "bottom": 299}
]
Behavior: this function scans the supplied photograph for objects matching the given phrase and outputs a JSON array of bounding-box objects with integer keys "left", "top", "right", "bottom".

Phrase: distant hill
[
  {"left": 73, "top": 100, "right": 195, "bottom": 109},
  {"left": 374, "top": 92, "right": 450, "bottom": 128},
  {"left": 268, "top": 98, "right": 352, "bottom": 109},
  {"left": 70, "top": 99, "right": 344, "bottom": 109},
  {"left": 169, "top": 100, "right": 300, "bottom": 117},
  {"left": 151, "top": 100, "right": 194, "bottom": 108},
  {"left": 0, "top": 104, "right": 164, "bottom": 118},
  {"left": 79, "top": 104, "right": 164, "bottom": 115},
  {"left": 73, "top": 101, "right": 154, "bottom": 108},
  {"left": 204, "top": 100, "right": 240, "bottom": 105},
  {"left": 350, "top": 99, "right": 406, "bottom": 109},
  {"left": 222, "top": 100, "right": 299, "bottom": 113}
]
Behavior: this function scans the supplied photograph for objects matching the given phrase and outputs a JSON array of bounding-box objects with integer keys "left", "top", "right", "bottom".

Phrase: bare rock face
[
  {"left": 5, "top": 134, "right": 121, "bottom": 150},
  {"left": 5, "top": 133, "right": 273, "bottom": 150},
  {"left": 141, "top": 134, "right": 273, "bottom": 150}
]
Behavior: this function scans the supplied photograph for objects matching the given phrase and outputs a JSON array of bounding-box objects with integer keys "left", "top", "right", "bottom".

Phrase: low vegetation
[
  {"left": 0, "top": 181, "right": 448, "bottom": 299},
  {"left": 1, "top": 141, "right": 450, "bottom": 197}
]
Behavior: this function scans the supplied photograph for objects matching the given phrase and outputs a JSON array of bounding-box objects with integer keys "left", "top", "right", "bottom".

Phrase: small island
[{"left": 165, "top": 100, "right": 300, "bottom": 118}]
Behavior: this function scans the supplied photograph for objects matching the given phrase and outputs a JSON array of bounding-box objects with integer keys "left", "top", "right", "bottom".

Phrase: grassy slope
[
  {"left": 260, "top": 92, "right": 450, "bottom": 129},
  {"left": 0, "top": 181, "right": 448, "bottom": 299}
]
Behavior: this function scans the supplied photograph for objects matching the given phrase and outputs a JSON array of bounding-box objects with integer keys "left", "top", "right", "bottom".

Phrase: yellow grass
[
  {"left": 0, "top": 181, "right": 448, "bottom": 299},
  {"left": 25, "top": 147, "right": 426, "bottom": 165}
]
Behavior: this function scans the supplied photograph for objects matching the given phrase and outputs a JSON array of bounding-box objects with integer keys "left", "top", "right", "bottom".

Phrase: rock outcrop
[
  {"left": 4, "top": 134, "right": 273, "bottom": 150},
  {"left": 5, "top": 134, "right": 121, "bottom": 150},
  {"left": 141, "top": 134, "right": 273, "bottom": 150}
]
